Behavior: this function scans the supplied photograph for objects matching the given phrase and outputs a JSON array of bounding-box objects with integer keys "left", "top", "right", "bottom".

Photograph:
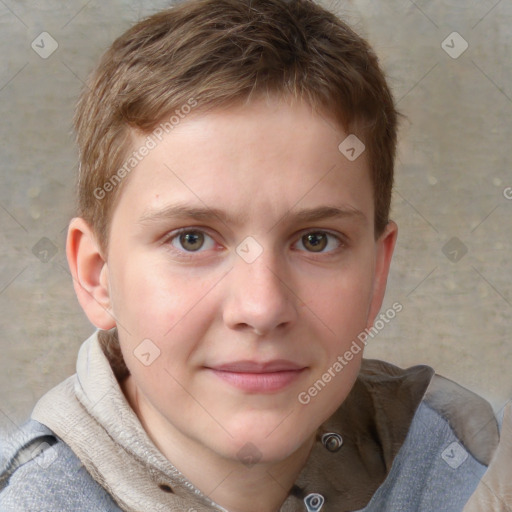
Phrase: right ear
[{"left": 66, "top": 217, "right": 116, "bottom": 330}]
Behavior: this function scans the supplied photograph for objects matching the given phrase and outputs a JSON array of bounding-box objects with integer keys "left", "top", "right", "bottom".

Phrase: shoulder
[
  {"left": 363, "top": 400, "right": 490, "bottom": 512},
  {"left": 424, "top": 373, "right": 499, "bottom": 465},
  {"left": 0, "top": 419, "right": 122, "bottom": 512},
  {"left": 353, "top": 360, "right": 500, "bottom": 511},
  {"left": 359, "top": 359, "right": 500, "bottom": 466}
]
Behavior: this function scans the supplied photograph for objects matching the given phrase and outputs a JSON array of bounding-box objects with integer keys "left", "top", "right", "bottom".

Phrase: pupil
[
  {"left": 181, "top": 232, "right": 204, "bottom": 251},
  {"left": 305, "top": 233, "right": 327, "bottom": 252}
]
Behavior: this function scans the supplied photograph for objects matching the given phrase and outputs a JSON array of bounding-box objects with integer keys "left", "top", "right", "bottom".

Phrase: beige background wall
[{"left": 0, "top": 0, "right": 511, "bottom": 434}]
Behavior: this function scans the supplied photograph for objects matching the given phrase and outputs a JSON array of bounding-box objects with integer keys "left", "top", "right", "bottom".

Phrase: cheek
[
  {"left": 307, "top": 258, "right": 375, "bottom": 341},
  {"left": 110, "top": 257, "right": 223, "bottom": 379},
  {"left": 110, "top": 256, "right": 214, "bottom": 335}
]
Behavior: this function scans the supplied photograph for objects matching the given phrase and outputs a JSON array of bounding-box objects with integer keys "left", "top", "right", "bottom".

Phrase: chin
[{"left": 222, "top": 421, "right": 311, "bottom": 464}]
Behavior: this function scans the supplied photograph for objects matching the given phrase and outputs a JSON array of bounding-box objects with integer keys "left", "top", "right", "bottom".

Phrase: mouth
[{"left": 205, "top": 360, "right": 307, "bottom": 393}]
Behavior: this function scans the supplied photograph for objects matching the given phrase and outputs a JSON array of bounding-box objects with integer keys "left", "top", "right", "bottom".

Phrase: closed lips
[
  {"left": 208, "top": 360, "right": 306, "bottom": 372},
  {"left": 206, "top": 360, "right": 307, "bottom": 393}
]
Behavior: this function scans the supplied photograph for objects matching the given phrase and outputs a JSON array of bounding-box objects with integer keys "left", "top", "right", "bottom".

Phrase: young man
[{"left": 0, "top": 0, "right": 509, "bottom": 510}]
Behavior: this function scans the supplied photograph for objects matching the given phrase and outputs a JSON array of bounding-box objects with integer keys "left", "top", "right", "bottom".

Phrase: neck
[{"left": 122, "top": 375, "right": 315, "bottom": 512}]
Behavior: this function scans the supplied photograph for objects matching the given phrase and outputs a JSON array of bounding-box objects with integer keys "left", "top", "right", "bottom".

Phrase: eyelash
[{"left": 162, "top": 228, "right": 346, "bottom": 259}]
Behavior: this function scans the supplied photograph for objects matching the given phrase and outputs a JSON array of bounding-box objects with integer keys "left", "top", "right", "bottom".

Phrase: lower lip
[{"left": 208, "top": 369, "right": 305, "bottom": 393}]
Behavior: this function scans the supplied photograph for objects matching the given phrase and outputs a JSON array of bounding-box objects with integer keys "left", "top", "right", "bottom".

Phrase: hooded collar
[{"left": 32, "top": 331, "right": 434, "bottom": 512}]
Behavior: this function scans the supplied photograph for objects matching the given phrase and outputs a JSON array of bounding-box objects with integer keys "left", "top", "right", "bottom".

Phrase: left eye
[
  {"left": 169, "top": 230, "right": 216, "bottom": 252},
  {"left": 296, "top": 232, "right": 341, "bottom": 253}
]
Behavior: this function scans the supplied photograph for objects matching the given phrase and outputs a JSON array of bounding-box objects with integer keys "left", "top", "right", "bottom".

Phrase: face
[{"left": 102, "top": 96, "right": 396, "bottom": 465}]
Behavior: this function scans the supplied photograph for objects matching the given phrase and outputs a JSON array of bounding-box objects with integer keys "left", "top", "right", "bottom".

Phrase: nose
[{"left": 222, "top": 249, "right": 298, "bottom": 336}]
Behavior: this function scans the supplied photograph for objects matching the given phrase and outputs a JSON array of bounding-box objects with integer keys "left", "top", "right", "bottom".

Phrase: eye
[
  {"left": 164, "top": 229, "right": 343, "bottom": 256},
  {"left": 168, "top": 229, "right": 216, "bottom": 253},
  {"left": 295, "top": 231, "right": 342, "bottom": 253}
]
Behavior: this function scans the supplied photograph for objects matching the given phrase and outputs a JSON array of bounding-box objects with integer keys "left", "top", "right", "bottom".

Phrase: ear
[
  {"left": 66, "top": 217, "right": 116, "bottom": 330},
  {"left": 367, "top": 220, "right": 398, "bottom": 327}
]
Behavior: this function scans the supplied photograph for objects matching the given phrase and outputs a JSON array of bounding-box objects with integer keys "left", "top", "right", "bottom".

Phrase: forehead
[{"left": 112, "top": 97, "right": 373, "bottom": 232}]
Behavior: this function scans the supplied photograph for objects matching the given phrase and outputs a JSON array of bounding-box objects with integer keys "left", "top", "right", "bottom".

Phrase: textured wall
[{"left": 0, "top": 0, "right": 510, "bottom": 434}]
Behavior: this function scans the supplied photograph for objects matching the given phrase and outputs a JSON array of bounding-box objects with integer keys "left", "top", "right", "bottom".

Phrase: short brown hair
[{"left": 74, "top": 0, "right": 400, "bottom": 255}]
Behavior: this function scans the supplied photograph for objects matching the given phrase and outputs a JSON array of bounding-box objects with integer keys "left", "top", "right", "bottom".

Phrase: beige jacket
[{"left": 29, "top": 331, "right": 502, "bottom": 511}]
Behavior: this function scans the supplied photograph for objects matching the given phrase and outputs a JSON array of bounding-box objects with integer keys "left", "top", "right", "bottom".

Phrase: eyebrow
[{"left": 138, "top": 203, "right": 367, "bottom": 227}]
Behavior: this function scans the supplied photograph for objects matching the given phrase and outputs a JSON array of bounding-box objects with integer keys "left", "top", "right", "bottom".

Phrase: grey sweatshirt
[{"left": 0, "top": 331, "right": 500, "bottom": 511}]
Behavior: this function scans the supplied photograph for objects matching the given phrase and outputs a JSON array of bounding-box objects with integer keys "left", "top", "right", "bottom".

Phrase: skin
[{"left": 67, "top": 95, "right": 397, "bottom": 512}]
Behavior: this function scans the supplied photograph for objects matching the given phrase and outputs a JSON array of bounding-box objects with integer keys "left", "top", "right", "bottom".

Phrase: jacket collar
[
  {"left": 285, "top": 359, "right": 434, "bottom": 510},
  {"left": 32, "top": 331, "right": 434, "bottom": 512}
]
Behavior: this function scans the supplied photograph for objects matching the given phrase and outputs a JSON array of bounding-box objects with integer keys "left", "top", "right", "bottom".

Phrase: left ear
[
  {"left": 367, "top": 220, "right": 398, "bottom": 326},
  {"left": 66, "top": 217, "right": 116, "bottom": 330}
]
